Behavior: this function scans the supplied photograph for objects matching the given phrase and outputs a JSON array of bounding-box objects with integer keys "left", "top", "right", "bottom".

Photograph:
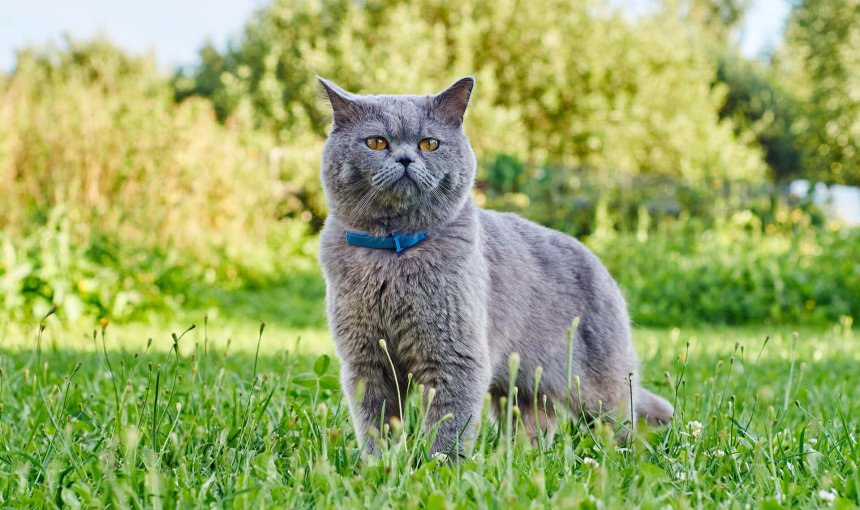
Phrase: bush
[
  {"left": 0, "top": 39, "right": 315, "bottom": 322},
  {"left": 593, "top": 219, "right": 859, "bottom": 326},
  {"left": 477, "top": 154, "right": 826, "bottom": 237}
]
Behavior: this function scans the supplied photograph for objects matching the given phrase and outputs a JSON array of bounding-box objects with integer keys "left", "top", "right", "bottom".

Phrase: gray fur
[{"left": 317, "top": 77, "right": 673, "bottom": 456}]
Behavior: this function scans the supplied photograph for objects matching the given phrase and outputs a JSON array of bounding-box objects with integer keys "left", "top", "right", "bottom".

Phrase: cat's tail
[{"left": 635, "top": 388, "right": 674, "bottom": 426}]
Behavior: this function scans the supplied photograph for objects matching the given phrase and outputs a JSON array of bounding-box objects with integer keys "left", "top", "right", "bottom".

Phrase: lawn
[{"left": 0, "top": 311, "right": 857, "bottom": 508}]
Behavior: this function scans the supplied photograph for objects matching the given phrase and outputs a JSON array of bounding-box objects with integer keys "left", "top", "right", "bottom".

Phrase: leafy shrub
[
  {"left": 0, "top": 205, "right": 319, "bottom": 324},
  {"left": 475, "top": 154, "right": 858, "bottom": 326},
  {"left": 593, "top": 220, "right": 860, "bottom": 326},
  {"left": 0, "top": 39, "right": 317, "bottom": 322},
  {"left": 477, "top": 153, "right": 826, "bottom": 237},
  {"left": 0, "top": 40, "right": 280, "bottom": 263}
]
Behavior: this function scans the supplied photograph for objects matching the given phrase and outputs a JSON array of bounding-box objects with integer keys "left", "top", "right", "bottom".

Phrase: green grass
[{"left": 0, "top": 314, "right": 858, "bottom": 508}]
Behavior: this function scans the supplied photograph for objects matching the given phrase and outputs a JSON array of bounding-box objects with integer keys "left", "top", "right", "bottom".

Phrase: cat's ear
[
  {"left": 317, "top": 76, "right": 361, "bottom": 127},
  {"left": 434, "top": 77, "right": 474, "bottom": 125}
]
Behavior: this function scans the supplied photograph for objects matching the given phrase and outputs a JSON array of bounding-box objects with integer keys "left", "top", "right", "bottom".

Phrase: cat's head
[{"left": 318, "top": 77, "right": 476, "bottom": 235}]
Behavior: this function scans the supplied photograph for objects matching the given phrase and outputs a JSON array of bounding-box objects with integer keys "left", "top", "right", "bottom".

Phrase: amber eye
[
  {"left": 418, "top": 138, "right": 439, "bottom": 152},
  {"left": 365, "top": 136, "right": 388, "bottom": 151}
]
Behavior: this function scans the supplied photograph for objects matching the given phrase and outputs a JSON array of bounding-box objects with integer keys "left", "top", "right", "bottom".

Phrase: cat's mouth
[
  {"left": 391, "top": 172, "right": 416, "bottom": 190},
  {"left": 372, "top": 171, "right": 423, "bottom": 210}
]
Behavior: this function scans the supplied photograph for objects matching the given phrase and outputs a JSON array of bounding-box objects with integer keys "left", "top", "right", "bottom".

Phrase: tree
[
  {"left": 174, "top": 0, "right": 766, "bottom": 221},
  {"left": 774, "top": 0, "right": 860, "bottom": 185},
  {"left": 717, "top": 52, "right": 805, "bottom": 182}
]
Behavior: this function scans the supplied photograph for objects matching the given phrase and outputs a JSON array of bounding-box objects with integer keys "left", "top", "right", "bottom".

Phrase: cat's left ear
[
  {"left": 434, "top": 77, "right": 474, "bottom": 125},
  {"left": 317, "top": 76, "right": 362, "bottom": 127}
]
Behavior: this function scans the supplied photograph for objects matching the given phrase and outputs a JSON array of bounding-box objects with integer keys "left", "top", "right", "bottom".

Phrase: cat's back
[
  {"left": 476, "top": 208, "right": 629, "bottom": 352},
  {"left": 477, "top": 208, "right": 608, "bottom": 286}
]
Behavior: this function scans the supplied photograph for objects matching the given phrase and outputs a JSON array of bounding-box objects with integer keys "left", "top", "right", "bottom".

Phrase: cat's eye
[
  {"left": 419, "top": 138, "right": 440, "bottom": 152},
  {"left": 365, "top": 136, "right": 388, "bottom": 151}
]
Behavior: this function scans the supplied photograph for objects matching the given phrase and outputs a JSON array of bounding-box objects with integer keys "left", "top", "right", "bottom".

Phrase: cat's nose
[{"left": 396, "top": 156, "right": 413, "bottom": 168}]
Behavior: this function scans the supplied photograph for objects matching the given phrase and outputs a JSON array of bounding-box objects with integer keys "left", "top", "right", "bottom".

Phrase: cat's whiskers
[{"left": 346, "top": 185, "right": 382, "bottom": 229}]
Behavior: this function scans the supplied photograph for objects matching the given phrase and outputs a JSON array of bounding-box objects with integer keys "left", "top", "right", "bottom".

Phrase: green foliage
[
  {"left": 1, "top": 39, "right": 279, "bottom": 259},
  {"left": 0, "top": 209, "right": 177, "bottom": 323},
  {"left": 595, "top": 222, "right": 860, "bottom": 326},
  {"left": 773, "top": 0, "right": 860, "bottom": 185},
  {"left": 0, "top": 321, "right": 857, "bottom": 506},
  {"left": 175, "top": 0, "right": 767, "bottom": 220},
  {"left": 0, "top": 39, "right": 320, "bottom": 323},
  {"left": 718, "top": 53, "right": 805, "bottom": 182},
  {"left": 682, "top": 0, "right": 751, "bottom": 36},
  {"left": 1, "top": 9, "right": 857, "bottom": 329},
  {"left": 479, "top": 154, "right": 827, "bottom": 235},
  {"left": 0, "top": 207, "right": 322, "bottom": 325}
]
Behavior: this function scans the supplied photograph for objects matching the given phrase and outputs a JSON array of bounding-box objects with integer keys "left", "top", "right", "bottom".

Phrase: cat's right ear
[
  {"left": 434, "top": 77, "right": 474, "bottom": 125},
  {"left": 317, "top": 77, "right": 361, "bottom": 128}
]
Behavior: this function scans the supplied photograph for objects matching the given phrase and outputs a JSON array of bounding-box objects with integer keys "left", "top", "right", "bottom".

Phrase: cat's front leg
[
  {"left": 339, "top": 345, "right": 401, "bottom": 455},
  {"left": 402, "top": 322, "right": 491, "bottom": 459},
  {"left": 415, "top": 351, "right": 490, "bottom": 459}
]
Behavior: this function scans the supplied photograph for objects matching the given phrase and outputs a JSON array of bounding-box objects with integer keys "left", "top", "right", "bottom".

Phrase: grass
[{"left": 0, "top": 312, "right": 858, "bottom": 508}]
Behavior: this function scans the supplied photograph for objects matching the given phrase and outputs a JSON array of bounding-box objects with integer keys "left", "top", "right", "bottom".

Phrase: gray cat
[{"left": 317, "top": 76, "right": 673, "bottom": 457}]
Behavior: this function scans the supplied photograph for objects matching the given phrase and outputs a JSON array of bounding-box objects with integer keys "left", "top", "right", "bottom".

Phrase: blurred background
[{"left": 0, "top": 0, "right": 858, "bottom": 338}]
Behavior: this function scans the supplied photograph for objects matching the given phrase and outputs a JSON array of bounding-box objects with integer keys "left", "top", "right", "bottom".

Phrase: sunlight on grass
[
  {"left": 0, "top": 317, "right": 857, "bottom": 506},
  {"left": 0, "top": 317, "right": 332, "bottom": 356}
]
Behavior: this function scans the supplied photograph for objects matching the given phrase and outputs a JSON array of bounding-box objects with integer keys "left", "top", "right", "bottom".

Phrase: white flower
[
  {"left": 687, "top": 420, "right": 704, "bottom": 440},
  {"left": 431, "top": 452, "right": 449, "bottom": 464},
  {"left": 582, "top": 456, "right": 599, "bottom": 468},
  {"left": 676, "top": 470, "right": 687, "bottom": 481},
  {"left": 712, "top": 449, "right": 725, "bottom": 458},
  {"left": 818, "top": 489, "right": 836, "bottom": 504}
]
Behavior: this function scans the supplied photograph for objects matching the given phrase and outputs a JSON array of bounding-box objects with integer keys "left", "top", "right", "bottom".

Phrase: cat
[{"left": 317, "top": 76, "right": 673, "bottom": 457}]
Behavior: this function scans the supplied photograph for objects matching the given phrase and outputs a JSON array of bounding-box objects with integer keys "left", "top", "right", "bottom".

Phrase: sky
[{"left": 0, "top": 0, "right": 790, "bottom": 72}]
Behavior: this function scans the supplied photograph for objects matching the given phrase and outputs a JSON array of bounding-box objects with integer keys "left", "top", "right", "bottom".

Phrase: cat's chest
[
  {"left": 328, "top": 248, "right": 448, "bottom": 303},
  {"left": 322, "top": 230, "right": 477, "bottom": 309}
]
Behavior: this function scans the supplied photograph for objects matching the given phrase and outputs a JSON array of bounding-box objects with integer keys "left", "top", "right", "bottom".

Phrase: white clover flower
[
  {"left": 676, "top": 470, "right": 687, "bottom": 481},
  {"left": 431, "top": 452, "right": 449, "bottom": 464},
  {"left": 818, "top": 489, "right": 836, "bottom": 504},
  {"left": 687, "top": 420, "right": 704, "bottom": 440},
  {"left": 582, "top": 456, "right": 599, "bottom": 468}
]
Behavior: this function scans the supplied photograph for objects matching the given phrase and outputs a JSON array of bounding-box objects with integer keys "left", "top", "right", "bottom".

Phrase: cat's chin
[
  {"left": 390, "top": 174, "right": 418, "bottom": 194},
  {"left": 377, "top": 186, "right": 421, "bottom": 210}
]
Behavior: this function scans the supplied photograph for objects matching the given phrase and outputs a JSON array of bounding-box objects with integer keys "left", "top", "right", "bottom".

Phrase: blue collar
[{"left": 344, "top": 231, "right": 427, "bottom": 253}]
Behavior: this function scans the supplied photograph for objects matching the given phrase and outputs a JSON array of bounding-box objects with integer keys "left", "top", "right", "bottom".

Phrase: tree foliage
[
  {"left": 774, "top": 0, "right": 860, "bottom": 185},
  {"left": 175, "top": 0, "right": 766, "bottom": 221},
  {"left": 717, "top": 52, "right": 805, "bottom": 182}
]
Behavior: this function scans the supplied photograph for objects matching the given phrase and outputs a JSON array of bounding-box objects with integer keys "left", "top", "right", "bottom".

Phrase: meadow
[{"left": 0, "top": 310, "right": 858, "bottom": 508}]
